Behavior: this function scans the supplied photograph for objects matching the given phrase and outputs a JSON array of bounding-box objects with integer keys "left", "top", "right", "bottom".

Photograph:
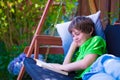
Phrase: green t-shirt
[{"left": 73, "top": 36, "right": 106, "bottom": 79}]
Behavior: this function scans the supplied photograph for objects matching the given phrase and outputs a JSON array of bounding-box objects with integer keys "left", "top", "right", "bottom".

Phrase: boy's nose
[{"left": 73, "top": 37, "right": 78, "bottom": 41}]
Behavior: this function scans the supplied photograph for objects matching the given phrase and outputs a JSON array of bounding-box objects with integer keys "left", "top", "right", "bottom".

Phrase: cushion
[
  {"left": 55, "top": 21, "right": 73, "bottom": 56},
  {"left": 55, "top": 10, "right": 105, "bottom": 55},
  {"left": 104, "top": 25, "right": 120, "bottom": 57}
]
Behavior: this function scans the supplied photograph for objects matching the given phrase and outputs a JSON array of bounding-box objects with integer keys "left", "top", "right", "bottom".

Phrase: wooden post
[
  {"left": 17, "top": 0, "right": 53, "bottom": 80},
  {"left": 107, "top": 0, "right": 111, "bottom": 25},
  {"left": 88, "top": 0, "right": 97, "bottom": 14},
  {"left": 34, "top": 36, "right": 39, "bottom": 59}
]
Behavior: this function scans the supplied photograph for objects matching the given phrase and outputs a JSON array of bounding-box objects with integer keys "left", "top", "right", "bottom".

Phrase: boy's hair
[{"left": 68, "top": 16, "right": 96, "bottom": 36}]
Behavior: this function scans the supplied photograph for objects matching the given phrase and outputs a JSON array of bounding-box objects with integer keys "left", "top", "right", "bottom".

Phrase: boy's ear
[{"left": 90, "top": 27, "right": 94, "bottom": 35}]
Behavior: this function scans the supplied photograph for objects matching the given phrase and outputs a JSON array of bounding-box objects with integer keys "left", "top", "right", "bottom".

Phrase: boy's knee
[
  {"left": 88, "top": 73, "right": 115, "bottom": 80},
  {"left": 103, "top": 59, "right": 120, "bottom": 79},
  {"left": 24, "top": 57, "right": 36, "bottom": 64}
]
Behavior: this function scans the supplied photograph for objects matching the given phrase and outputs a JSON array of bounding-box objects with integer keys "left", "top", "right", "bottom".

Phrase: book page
[
  {"left": 35, "top": 59, "right": 68, "bottom": 75},
  {"left": 35, "top": 59, "right": 54, "bottom": 69}
]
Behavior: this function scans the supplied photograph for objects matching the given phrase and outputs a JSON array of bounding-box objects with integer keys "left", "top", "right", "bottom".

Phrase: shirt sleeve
[{"left": 84, "top": 36, "right": 106, "bottom": 56}]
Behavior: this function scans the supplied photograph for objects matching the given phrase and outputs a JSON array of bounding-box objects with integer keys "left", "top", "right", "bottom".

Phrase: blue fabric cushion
[
  {"left": 56, "top": 11, "right": 105, "bottom": 55},
  {"left": 104, "top": 25, "right": 120, "bottom": 57}
]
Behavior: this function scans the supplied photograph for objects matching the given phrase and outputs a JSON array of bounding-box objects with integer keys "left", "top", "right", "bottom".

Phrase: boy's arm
[
  {"left": 49, "top": 54, "right": 98, "bottom": 72},
  {"left": 61, "top": 54, "right": 98, "bottom": 72},
  {"left": 63, "top": 41, "right": 78, "bottom": 64}
]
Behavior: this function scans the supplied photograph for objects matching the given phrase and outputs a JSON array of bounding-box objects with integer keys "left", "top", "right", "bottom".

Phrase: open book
[{"left": 35, "top": 59, "right": 68, "bottom": 75}]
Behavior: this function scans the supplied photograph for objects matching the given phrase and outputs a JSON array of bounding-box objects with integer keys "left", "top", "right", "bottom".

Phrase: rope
[{"left": 44, "top": 0, "right": 63, "bottom": 61}]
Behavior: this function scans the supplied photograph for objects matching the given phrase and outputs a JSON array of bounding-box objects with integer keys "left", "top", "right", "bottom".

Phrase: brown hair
[{"left": 68, "top": 16, "right": 96, "bottom": 36}]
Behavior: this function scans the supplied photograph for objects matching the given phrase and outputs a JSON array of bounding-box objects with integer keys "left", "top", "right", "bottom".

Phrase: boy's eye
[
  {"left": 75, "top": 32, "right": 80, "bottom": 35},
  {"left": 72, "top": 32, "right": 80, "bottom": 37}
]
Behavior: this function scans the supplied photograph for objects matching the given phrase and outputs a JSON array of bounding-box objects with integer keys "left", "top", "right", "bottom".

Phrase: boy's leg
[
  {"left": 23, "top": 57, "right": 74, "bottom": 80},
  {"left": 103, "top": 59, "right": 120, "bottom": 79},
  {"left": 88, "top": 73, "right": 115, "bottom": 80}
]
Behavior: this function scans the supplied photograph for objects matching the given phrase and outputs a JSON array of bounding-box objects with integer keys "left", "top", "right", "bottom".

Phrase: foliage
[
  {"left": 46, "top": 54, "right": 64, "bottom": 64},
  {"left": 0, "top": 0, "right": 46, "bottom": 50},
  {"left": 0, "top": 0, "right": 78, "bottom": 80},
  {"left": 103, "top": 2, "right": 120, "bottom": 24}
]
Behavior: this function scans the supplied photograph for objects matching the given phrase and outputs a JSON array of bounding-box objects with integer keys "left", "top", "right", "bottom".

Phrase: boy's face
[{"left": 72, "top": 28, "right": 92, "bottom": 47}]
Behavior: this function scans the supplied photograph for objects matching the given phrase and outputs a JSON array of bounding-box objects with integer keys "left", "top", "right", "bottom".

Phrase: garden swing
[{"left": 17, "top": 0, "right": 120, "bottom": 80}]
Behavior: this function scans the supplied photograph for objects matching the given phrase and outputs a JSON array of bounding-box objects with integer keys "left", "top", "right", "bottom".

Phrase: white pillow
[
  {"left": 55, "top": 10, "right": 105, "bottom": 55},
  {"left": 55, "top": 21, "right": 73, "bottom": 55},
  {"left": 86, "top": 10, "right": 105, "bottom": 39}
]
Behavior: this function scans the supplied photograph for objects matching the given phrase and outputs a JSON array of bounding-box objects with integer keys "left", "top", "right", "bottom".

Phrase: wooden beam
[
  {"left": 36, "top": 35, "right": 62, "bottom": 46},
  {"left": 24, "top": 46, "right": 64, "bottom": 54}
]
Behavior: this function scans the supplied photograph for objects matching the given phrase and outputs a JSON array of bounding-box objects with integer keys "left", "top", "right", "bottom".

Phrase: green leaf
[{"left": 10, "top": 8, "right": 15, "bottom": 13}]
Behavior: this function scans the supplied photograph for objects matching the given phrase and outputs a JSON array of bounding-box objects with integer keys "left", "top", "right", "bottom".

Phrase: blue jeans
[{"left": 24, "top": 57, "right": 75, "bottom": 80}]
